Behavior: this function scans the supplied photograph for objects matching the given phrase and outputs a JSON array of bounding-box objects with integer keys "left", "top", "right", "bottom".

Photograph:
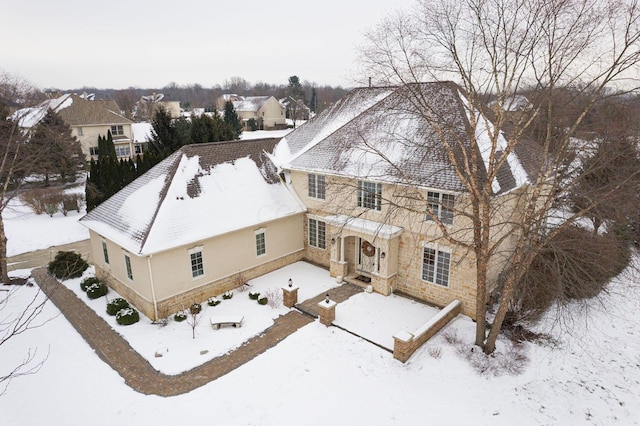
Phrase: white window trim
[
  {"left": 308, "top": 173, "right": 326, "bottom": 200},
  {"left": 308, "top": 217, "right": 327, "bottom": 250},
  {"left": 101, "top": 239, "right": 109, "bottom": 265},
  {"left": 357, "top": 180, "right": 383, "bottom": 212},
  {"left": 425, "top": 190, "right": 455, "bottom": 225},
  {"left": 124, "top": 252, "right": 133, "bottom": 281},
  {"left": 188, "top": 246, "right": 205, "bottom": 279},
  {"left": 255, "top": 228, "right": 266, "bottom": 257},
  {"left": 420, "top": 243, "right": 452, "bottom": 288}
]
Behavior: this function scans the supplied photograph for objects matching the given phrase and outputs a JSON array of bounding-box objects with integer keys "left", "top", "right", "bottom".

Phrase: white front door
[{"left": 357, "top": 238, "right": 376, "bottom": 276}]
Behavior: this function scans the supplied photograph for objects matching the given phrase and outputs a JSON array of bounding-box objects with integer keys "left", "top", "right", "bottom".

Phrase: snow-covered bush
[
  {"left": 257, "top": 297, "right": 268, "bottom": 306},
  {"left": 106, "top": 298, "right": 130, "bottom": 316},
  {"left": 116, "top": 307, "right": 140, "bottom": 326},
  {"left": 207, "top": 297, "right": 220, "bottom": 307},
  {"left": 80, "top": 277, "right": 100, "bottom": 292},
  {"left": 174, "top": 311, "right": 187, "bottom": 322},
  {"left": 263, "top": 288, "right": 282, "bottom": 309},
  {"left": 189, "top": 303, "right": 202, "bottom": 315},
  {"left": 248, "top": 291, "right": 260, "bottom": 300},
  {"left": 222, "top": 291, "right": 233, "bottom": 300},
  {"left": 86, "top": 282, "right": 108, "bottom": 299}
]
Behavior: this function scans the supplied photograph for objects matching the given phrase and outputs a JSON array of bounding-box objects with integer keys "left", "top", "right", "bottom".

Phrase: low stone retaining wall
[{"left": 393, "top": 300, "right": 461, "bottom": 363}]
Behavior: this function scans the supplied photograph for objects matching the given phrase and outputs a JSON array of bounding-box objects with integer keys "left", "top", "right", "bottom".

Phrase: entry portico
[{"left": 322, "top": 214, "right": 403, "bottom": 296}]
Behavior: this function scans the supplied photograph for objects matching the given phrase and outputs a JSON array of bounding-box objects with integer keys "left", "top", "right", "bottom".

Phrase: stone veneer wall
[{"left": 98, "top": 250, "right": 304, "bottom": 320}]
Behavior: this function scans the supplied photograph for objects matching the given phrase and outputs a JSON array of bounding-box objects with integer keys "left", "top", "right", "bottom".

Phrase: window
[
  {"left": 426, "top": 191, "right": 455, "bottom": 225},
  {"left": 134, "top": 143, "right": 145, "bottom": 154},
  {"left": 358, "top": 180, "right": 382, "bottom": 211},
  {"left": 102, "top": 240, "right": 109, "bottom": 264},
  {"left": 77, "top": 127, "right": 83, "bottom": 136},
  {"left": 255, "top": 230, "right": 266, "bottom": 256},
  {"left": 308, "top": 174, "right": 326, "bottom": 199},
  {"left": 308, "top": 218, "right": 326, "bottom": 249},
  {"left": 124, "top": 254, "right": 133, "bottom": 280},
  {"left": 422, "top": 247, "right": 451, "bottom": 287},
  {"left": 89, "top": 146, "right": 99, "bottom": 156},
  {"left": 189, "top": 248, "right": 204, "bottom": 278},
  {"left": 115, "top": 145, "right": 131, "bottom": 157},
  {"left": 111, "top": 125, "right": 124, "bottom": 135}
]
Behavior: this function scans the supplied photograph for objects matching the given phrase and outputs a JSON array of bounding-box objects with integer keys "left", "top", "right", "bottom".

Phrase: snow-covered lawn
[
  {"left": 2, "top": 188, "right": 640, "bottom": 425},
  {"left": 4, "top": 185, "right": 89, "bottom": 256}
]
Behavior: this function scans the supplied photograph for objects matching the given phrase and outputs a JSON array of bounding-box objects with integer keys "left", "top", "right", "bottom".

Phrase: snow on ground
[
  {"left": 62, "top": 262, "right": 341, "bottom": 375},
  {"left": 2, "top": 193, "right": 640, "bottom": 425},
  {"left": 4, "top": 185, "right": 89, "bottom": 256},
  {"left": 3, "top": 260, "right": 639, "bottom": 425}
]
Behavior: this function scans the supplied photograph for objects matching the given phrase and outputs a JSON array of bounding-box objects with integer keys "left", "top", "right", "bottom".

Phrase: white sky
[{"left": 0, "top": 0, "right": 414, "bottom": 90}]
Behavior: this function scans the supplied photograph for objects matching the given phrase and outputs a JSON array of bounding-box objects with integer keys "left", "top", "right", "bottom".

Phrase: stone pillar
[
  {"left": 282, "top": 286, "right": 299, "bottom": 308},
  {"left": 317, "top": 298, "right": 336, "bottom": 326}
]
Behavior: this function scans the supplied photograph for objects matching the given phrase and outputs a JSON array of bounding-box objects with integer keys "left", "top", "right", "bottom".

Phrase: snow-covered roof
[
  {"left": 12, "top": 93, "right": 131, "bottom": 129},
  {"left": 131, "top": 122, "right": 153, "bottom": 143},
  {"left": 80, "top": 138, "right": 305, "bottom": 255},
  {"left": 232, "top": 96, "right": 280, "bottom": 112},
  {"left": 277, "top": 82, "right": 540, "bottom": 194}
]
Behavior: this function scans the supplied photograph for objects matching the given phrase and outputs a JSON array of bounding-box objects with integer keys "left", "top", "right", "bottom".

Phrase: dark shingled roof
[
  {"left": 283, "top": 82, "right": 542, "bottom": 194},
  {"left": 80, "top": 138, "right": 285, "bottom": 254}
]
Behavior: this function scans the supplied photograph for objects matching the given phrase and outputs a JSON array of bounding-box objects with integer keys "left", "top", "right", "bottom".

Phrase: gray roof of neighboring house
[
  {"left": 13, "top": 93, "right": 132, "bottom": 129},
  {"left": 80, "top": 138, "right": 303, "bottom": 255},
  {"left": 281, "top": 82, "right": 541, "bottom": 194}
]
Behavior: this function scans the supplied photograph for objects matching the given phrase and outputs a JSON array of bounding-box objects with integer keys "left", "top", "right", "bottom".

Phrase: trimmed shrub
[
  {"left": 80, "top": 277, "right": 100, "bottom": 292},
  {"left": 207, "top": 297, "right": 220, "bottom": 307},
  {"left": 174, "top": 311, "right": 187, "bottom": 322},
  {"left": 258, "top": 297, "right": 268, "bottom": 305},
  {"left": 222, "top": 291, "right": 233, "bottom": 300},
  {"left": 86, "top": 282, "right": 108, "bottom": 299},
  {"left": 248, "top": 291, "right": 260, "bottom": 300},
  {"left": 116, "top": 307, "right": 140, "bottom": 325},
  {"left": 48, "top": 251, "right": 89, "bottom": 280},
  {"left": 106, "top": 298, "right": 130, "bottom": 316},
  {"left": 189, "top": 303, "right": 202, "bottom": 315}
]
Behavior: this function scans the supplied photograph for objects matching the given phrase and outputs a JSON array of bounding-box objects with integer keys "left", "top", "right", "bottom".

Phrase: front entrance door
[{"left": 357, "top": 237, "right": 376, "bottom": 276}]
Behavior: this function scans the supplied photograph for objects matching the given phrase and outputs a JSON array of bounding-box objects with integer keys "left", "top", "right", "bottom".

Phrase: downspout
[{"left": 147, "top": 255, "right": 158, "bottom": 320}]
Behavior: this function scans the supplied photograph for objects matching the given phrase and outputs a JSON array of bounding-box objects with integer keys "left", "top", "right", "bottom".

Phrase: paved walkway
[
  {"left": 31, "top": 267, "right": 361, "bottom": 396},
  {"left": 296, "top": 282, "right": 363, "bottom": 317}
]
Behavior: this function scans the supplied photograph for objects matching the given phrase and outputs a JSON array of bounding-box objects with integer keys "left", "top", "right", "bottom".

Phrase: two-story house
[
  {"left": 232, "top": 96, "right": 286, "bottom": 130},
  {"left": 14, "top": 93, "right": 135, "bottom": 160},
  {"left": 80, "top": 82, "right": 540, "bottom": 321}
]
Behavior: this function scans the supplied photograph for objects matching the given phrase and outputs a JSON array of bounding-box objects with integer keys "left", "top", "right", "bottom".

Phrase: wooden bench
[{"left": 210, "top": 315, "right": 244, "bottom": 330}]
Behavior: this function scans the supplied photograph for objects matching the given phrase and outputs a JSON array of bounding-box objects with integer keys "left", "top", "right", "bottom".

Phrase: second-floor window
[
  {"left": 111, "top": 125, "right": 124, "bottom": 135},
  {"left": 308, "top": 174, "right": 326, "bottom": 199},
  {"left": 358, "top": 180, "right": 382, "bottom": 211},
  {"left": 89, "top": 146, "right": 99, "bottom": 156},
  {"left": 422, "top": 246, "right": 451, "bottom": 287},
  {"left": 426, "top": 191, "right": 455, "bottom": 225}
]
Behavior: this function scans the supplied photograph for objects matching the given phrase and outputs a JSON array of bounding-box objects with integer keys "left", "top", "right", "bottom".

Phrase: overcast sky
[{"left": 1, "top": 0, "right": 415, "bottom": 90}]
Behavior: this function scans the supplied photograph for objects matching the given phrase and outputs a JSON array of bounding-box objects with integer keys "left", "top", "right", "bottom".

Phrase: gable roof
[
  {"left": 276, "top": 82, "right": 540, "bottom": 194},
  {"left": 80, "top": 138, "right": 305, "bottom": 255},
  {"left": 13, "top": 93, "right": 132, "bottom": 129},
  {"left": 233, "top": 96, "right": 282, "bottom": 112}
]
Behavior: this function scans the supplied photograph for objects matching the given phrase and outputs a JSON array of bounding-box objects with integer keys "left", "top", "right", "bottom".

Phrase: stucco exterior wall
[
  {"left": 90, "top": 214, "right": 304, "bottom": 320},
  {"left": 72, "top": 123, "right": 134, "bottom": 159}
]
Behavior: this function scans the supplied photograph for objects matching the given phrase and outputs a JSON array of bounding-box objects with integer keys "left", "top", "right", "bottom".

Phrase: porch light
[
  {"left": 381, "top": 252, "right": 386, "bottom": 259},
  {"left": 325, "top": 293, "right": 330, "bottom": 304},
  {"left": 331, "top": 238, "right": 336, "bottom": 245},
  {"left": 288, "top": 278, "right": 293, "bottom": 288}
]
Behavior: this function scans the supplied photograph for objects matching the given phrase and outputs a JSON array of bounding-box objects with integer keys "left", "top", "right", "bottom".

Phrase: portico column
[{"left": 340, "top": 236, "right": 345, "bottom": 262}]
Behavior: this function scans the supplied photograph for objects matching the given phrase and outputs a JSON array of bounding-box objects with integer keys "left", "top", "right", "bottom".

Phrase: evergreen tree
[
  {"left": 223, "top": 101, "right": 243, "bottom": 139},
  {"left": 28, "top": 109, "right": 84, "bottom": 185}
]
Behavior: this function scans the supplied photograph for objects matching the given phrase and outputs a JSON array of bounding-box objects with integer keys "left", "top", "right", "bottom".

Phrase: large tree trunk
[{"left": 0, "top": 212, "right": 9, "bottom": 283}]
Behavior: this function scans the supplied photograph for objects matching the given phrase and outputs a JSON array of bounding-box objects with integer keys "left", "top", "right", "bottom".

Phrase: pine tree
[{"left": 223, "top": 101, "right": 243, "bottom": 139}]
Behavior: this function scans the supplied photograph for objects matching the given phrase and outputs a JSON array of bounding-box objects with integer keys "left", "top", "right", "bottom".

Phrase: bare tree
[
  {"left": 0, "top": 285, "right": 49, "bottom": 395},
  {"left": 357, "top": 0, "right": 640, "bottom": 353}
]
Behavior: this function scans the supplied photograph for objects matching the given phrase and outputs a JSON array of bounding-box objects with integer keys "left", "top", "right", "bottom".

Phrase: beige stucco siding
[
  {"left": 72, "top": 123, "right": 134, "bottom": 159},
  {"left": 148, "top": 213, "right": 304, "bottom": 302}
]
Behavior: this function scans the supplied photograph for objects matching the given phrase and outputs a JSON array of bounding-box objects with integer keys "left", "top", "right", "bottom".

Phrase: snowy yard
[{"left": 2, "top": 186, "right": 640, "bottom": 425}]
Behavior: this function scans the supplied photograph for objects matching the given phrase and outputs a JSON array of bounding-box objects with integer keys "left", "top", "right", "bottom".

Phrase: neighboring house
[
  {"left": 280, "top": 96, "right": 311, "bottom": 121},
  {"left": 14, "top": 93, "right": 135, "bottom": 160},
  {"left": 81, "top": 82, "right": 540, "bottom": 321},
  {"left": 131, "top": 122, "right": 153, "bottom": 155},
  {"left": 80, "top": 138, "right": 305, "bottom": 320},
  {"left": 232, "top": 96, "right": 287, "bottom": 130},
  {"left": 135, "top": 93, "right": 182, "bottom": 121}
]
